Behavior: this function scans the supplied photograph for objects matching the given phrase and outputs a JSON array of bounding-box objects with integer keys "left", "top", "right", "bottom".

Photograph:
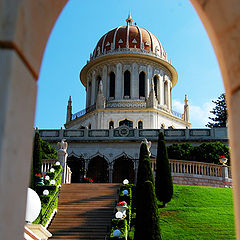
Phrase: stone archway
[
  {"left": 113, "top": 156, "right": 135, "bottom": 183},
  {"left": 1, "top": 1, "right": 240, "bottom": 239},
  {"left": 67, "top": 155, "right": 85, "bottom": 183},
  {"left": 87, "top": 156, "right": 109, "bottom": 183}
]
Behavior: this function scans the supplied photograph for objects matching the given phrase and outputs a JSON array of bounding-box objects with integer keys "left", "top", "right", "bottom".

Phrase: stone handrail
[
  {"left": 151, "top": 159, "right": 231, "bottom": 180},
  {"left": 42, "top": 159, "right": 57, "bottom": 173},
  {"left": 42, "top": 159, "right": 72, "bottom": 184}
]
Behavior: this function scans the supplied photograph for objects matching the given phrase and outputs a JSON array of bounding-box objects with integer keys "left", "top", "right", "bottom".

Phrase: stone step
[{"left": 48, "top": 183, "right": 119, "bottom": 239}]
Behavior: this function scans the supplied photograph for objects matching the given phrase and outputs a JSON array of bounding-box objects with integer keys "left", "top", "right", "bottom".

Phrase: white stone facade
[{"left": 65, "top": 56, "right": 190, "bottom": 130}]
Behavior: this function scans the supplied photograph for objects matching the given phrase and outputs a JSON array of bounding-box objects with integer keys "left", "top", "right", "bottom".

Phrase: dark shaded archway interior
[
  {"left": 113, "top": 157, "right": 135, "bottom": 183},
  {"left": 87, "top": 156, "right": 109, "bottom": 183},
  {"left": 67, "top": 156, "right": 85, "bottom": 183}
]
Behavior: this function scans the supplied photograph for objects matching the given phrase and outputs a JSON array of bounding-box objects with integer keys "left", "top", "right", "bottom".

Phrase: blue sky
[{"left": 35, "top": 0, "right": 224, "bottom": 129}]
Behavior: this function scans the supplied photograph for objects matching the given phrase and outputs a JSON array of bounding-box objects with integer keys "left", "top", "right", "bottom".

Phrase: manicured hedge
[
  {"left": 109, "top": 184, "right": 136, "bottom": 239},
  {"left": 33, "top": 164, "right": 62, "bottom": 227}
]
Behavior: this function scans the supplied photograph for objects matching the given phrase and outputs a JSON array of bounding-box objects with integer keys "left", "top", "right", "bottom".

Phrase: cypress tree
[
  {"left": 30, "top": 131, "right": 42, "bottom": 188},
  {"left": 155, "top": 132, "right": 173, "bottom": 206},
  {"left": 136, "top": 143, "right": 154, "bottom": 205},
  {"left": 137, "top": 142, "right": 154, "bottom": 185},
  {"left": 134, "top": 180, "right": 162, "bottom": 240}
]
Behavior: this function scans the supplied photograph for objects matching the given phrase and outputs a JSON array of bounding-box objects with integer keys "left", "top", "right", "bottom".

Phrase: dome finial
[{"left": 126, "top": 11, "right": 133, "bottom": 26}]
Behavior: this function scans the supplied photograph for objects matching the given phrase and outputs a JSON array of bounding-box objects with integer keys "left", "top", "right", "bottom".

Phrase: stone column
[
  {"left": 115, "top": 63, "right": 122, "bottom": 99},
  {"left": 159, "top": 73, "right": 164, "bottom": 105},
  {"left": 146, "top": 65, "right": 153, "bottom": 98},
  {"left": 102, "top": 65, "right": 107, "bottom": 99},
  {"left": 109, "top": 163, "right": 113, "bottom": 183},
  {"left": 91, "top": 71, "right": 96, "bottom": 105},
  {"left": 167, "top": 80, "right": 171, "bottom": 110},
  {"left": 134, "top": 160, "right": 139, "bottom": 184},
  {"left": 131, "top": 63, "right": 138, "bottom": 99}
]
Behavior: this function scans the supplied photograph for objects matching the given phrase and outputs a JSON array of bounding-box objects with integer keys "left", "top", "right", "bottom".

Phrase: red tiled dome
[{"left": 92, "top": 25, "right": 167, "bottom": 60}]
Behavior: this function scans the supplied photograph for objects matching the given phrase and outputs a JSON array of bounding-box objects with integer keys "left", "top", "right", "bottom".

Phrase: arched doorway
[
  {"left": 67, "top": 155, "right": 85, "bottom": 183},
  {"left": 87, "top": 156, "right": 109, "bottom": 183},
  {"left": 113, "top": 156, "right": 135, "bottom": 183}
]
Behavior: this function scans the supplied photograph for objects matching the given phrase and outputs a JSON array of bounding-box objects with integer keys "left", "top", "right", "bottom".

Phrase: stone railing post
[
  {"left": 222, "top": 166, "right": 229, "bottom": 181},
  {"left": 57, "top": 139, "right": 68, "bottom": 184}
]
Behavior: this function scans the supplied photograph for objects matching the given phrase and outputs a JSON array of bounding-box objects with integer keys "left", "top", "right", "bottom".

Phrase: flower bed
[
  {"left": 33, "top": 164, "right": 62, "bottom": 227},
  {"left": 109, "top": 184, "right": 136, "bottom": 239}
]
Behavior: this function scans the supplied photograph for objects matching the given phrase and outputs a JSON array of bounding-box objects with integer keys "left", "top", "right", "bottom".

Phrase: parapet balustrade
[
  {"left": 151, "top": 159, "right": 231, "bottom": 180},
  {"left": 42, "top": 159, "right": 72, "bottom": 184},
  {"left": 70, "top": 100, "right": 183, "bottom": 121},
  {"left": 42, "top": 159, "right": 57, "bottom": 173}
]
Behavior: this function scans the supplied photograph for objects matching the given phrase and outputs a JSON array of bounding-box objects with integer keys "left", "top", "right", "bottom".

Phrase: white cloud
[{"left": 172, "top": 99, "right": 215, "bottom": 128}]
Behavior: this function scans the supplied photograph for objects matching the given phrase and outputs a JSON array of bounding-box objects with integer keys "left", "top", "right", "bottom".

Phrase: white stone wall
[{"left": 85, "top": 58, "right": 172, "bottom": 107}]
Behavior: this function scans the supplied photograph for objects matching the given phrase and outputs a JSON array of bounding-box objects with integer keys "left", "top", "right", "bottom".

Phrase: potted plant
[{"left": 116, "top": 201, "right": 128, "bottom": 218}]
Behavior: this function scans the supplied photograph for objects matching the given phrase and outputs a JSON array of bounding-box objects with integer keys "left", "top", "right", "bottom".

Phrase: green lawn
[{"left": 159, "top": 185, "right": 235, "bottom": 240}]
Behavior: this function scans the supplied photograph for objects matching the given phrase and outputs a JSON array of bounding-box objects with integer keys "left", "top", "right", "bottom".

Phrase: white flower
[
  {"left": 45, "top": 175, "right": 50, "bottom": 181},
  {"left": 123, "top": 179, "right": 129, "bottom": 185},
  {"left": 43, "top": 190, "right": 49, "bottom": 195},
  {"left": 55, "top": 161, "right": 60, "bottom": 166},
  {"left": 50, "top": 180, "right": 56, "bottom": 185},
  {"left": 50, "top": 168, "right": 55, "bottom": 173}
]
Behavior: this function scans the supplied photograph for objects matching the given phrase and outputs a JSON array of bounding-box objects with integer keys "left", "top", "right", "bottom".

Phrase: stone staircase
[{"left": 48, "top": 183, "right": 120, "bottom": 240}]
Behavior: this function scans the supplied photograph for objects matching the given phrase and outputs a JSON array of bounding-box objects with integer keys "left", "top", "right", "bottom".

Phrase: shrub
[
  {"left": 109, "top": 219, "right": 128, "bottom": 240},
  {"left": 155, "top": 132, "right": 173, "bottom": 206},
  {"left": 134, "top": 181, "right": 161, "bottom": 240},
  {"left": 41, "top": 139, "right": 58, "bottom": 159}
]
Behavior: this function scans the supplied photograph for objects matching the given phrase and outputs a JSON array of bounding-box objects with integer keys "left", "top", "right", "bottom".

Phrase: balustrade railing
[
  {"left": 42, "top": 159, "right": 57, "bottom": 173},
  {"left": 151, "top": 159, "right": 231, "bottom": 179},
  {"left": 71, "top": 104, "right": 96, "bottom": 120}
]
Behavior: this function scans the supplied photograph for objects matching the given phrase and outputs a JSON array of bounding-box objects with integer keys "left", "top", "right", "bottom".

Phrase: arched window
[
  {"left": 124, "top": 70, "right": 130, "bottom": 97},
  {"left": 109, "top": 121, "right": 114, "bottom": 129},
  {"left": 138, "top": 121, "right": 143, "bottom": 129},
  {"left": 119, "top": 119, "right": 133, "bottom": 128},
  {"left": 164, "top": 81, "right": 168, "bottom": 105},
  {"left": 139, "top": 72, "right": 145, "bottom": 98},
  {"left": 88, "top": 123, "right": 91, "bottom": 129},
  {"left": 96, "top": 75, "right": 101, "bottom": 97},
  {"left": 109, "top": 72, "right": 115, "bottom": 98},
  {"left": 88, "top": 81, "right": 92, "bottom": 105},
  {"left": 154, "top": 75, "right": 158, "bottom": 99}
]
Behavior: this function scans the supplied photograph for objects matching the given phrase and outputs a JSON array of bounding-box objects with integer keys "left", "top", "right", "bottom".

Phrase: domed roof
[{"left": 92, "top": 14, "right": 167, "bottom": 60}]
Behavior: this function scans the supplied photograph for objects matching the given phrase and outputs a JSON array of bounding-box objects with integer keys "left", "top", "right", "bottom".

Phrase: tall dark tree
[
  {"left": 134, "top": 180, "right": 162, "bottom": 240},
  {"left": 135, "top": 142, "right": 155, "bottom": 235},
  {"left": 206, "top": 93, "right": 227, "bottom": 128},
  {"left": 155, "top": 132, "right": 173, "bottom": 206},
  {"left": 30, "top": 131, "right": 42, "bottom": 188}
]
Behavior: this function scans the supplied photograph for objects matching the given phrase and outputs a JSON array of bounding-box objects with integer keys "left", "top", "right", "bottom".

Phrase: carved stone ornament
[
  {"left": 119, "top": 126, "right": 130, "bottom": 137},
  {"left": 57, "top": 139, "right": 68, "bottom": 152}
]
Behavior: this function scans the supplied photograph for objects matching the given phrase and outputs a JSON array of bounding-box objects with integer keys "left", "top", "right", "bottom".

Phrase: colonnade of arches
[
  {"left": 86, "top": 69, "right": 171, "bottom": 107},
  {"left": 67, "top": 155, "right": 137, "bottom": 183}
]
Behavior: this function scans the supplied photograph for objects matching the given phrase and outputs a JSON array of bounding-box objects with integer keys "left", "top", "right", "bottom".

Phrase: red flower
[
  {"left": 117, "top": 201, "right": 127, "bottom": 206},
  {"left": 219, "top": 156, "right": 226, "bottom": 159}
]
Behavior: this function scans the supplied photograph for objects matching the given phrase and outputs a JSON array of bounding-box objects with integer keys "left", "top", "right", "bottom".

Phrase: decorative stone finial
[
  {"left": 57, "top": 139, "right": 68, "bottom": 153},
  {"left": 141, "top": 138, "right": 152, "bottom": 156},
  {"left": 126, "top": 11, "right": 133, "bottom": 26}
]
